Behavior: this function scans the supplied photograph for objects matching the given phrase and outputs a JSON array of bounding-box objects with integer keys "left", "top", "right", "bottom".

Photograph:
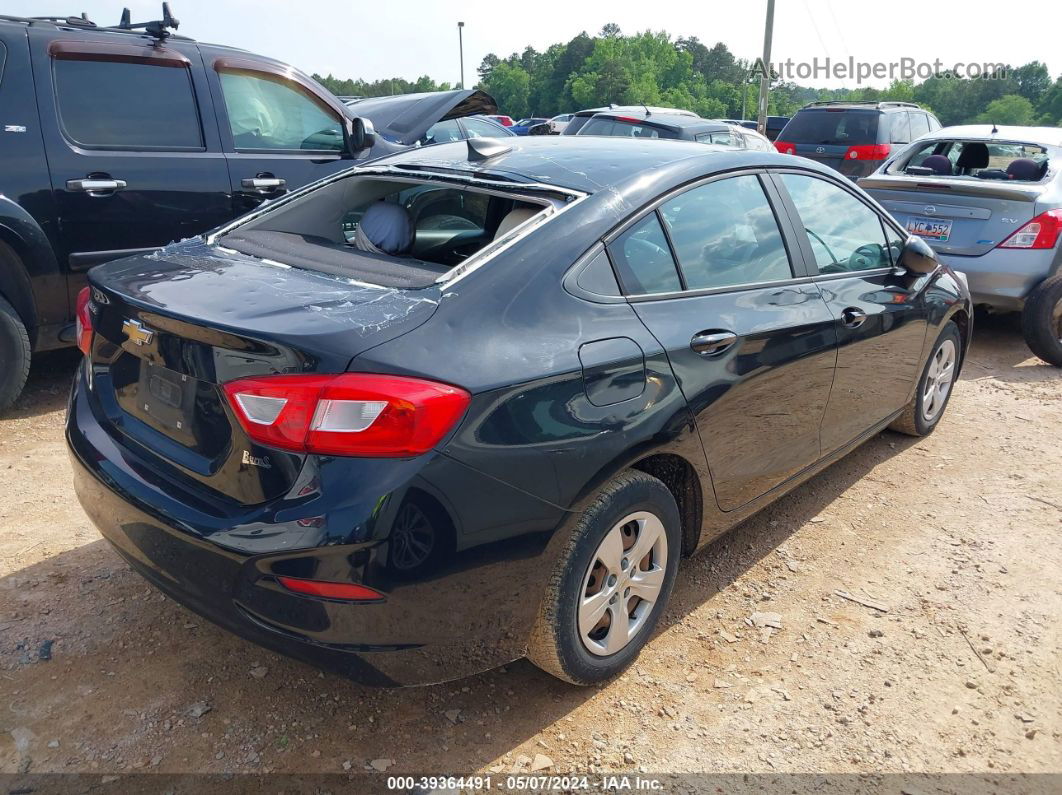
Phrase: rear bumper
[
  {"left": 66, "top": 364, "right": 567, "bottom": 685},
  {"left": 936, "top": 247, "right": 1061, "bottom": 312}
]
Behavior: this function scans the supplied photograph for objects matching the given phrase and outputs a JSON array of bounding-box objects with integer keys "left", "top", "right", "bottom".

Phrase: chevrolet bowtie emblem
[{"left": 122, "top": 319, "right": 155, "bottom": 346}]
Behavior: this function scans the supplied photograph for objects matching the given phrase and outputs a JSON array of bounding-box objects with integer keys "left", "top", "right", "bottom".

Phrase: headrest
[
  {"left": 955, "top": 142, "right": 989, "bottom": 170},
  {"left": 1006, "top": 158, "right": 1042, "bottom": 181},
  {"left": 494, "top": 207, "right": 540, "bottom": 240},
  {"left": 921, "top": 154, "right": 953, "bottom": 176}
]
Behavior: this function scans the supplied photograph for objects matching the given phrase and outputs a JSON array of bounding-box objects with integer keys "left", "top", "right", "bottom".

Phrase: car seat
[
  {"left": 1005, "top": 158, "right": 1043, "bottom": 181},
  {"left": 955, "top": 142, "right": 989, "bottom": 175},
  {"left": 921, "top": 154, "right": 953, "bottom": 176}
]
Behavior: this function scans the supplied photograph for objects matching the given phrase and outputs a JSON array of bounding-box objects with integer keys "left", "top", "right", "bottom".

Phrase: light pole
[
  {"left": 755, "top": 0, "right": 775, "bottom": 136},
  {"left": 457, "top": 21, "right": 465, "bottom": 89}
]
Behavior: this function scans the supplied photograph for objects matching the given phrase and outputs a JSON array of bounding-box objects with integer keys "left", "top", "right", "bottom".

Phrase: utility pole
[
  {"left": 457, "top": 21, "right": 465, "bottom": 89},
  {"left": 756, "top": 0, "right": 775, "bottom": 136}
]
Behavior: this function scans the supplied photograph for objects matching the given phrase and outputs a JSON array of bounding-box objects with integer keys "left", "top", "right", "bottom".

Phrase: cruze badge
[
  {"left": 122, "top": 319, "right": 155, "bottom": 346},
  {"left": 242, "top": 450, "right": 271, "bottom": 468}
]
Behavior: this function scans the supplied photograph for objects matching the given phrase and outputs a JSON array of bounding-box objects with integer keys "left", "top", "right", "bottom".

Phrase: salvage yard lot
[{"left": 0, "top": 316, "right": 1059, "bottom": 777}]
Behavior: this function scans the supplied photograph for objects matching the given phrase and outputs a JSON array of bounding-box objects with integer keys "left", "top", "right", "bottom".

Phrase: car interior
[
  {"left": 895, "top": 140, "right": 1051, "bottom": 181},
  {"left": 218, "top": 177, "right": 549, "bottom": 288}
]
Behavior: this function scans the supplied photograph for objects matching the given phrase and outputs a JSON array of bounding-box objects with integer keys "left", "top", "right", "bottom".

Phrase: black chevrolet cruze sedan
[{"left": 66, "top": 136, "right": 971, "bottom": 686}]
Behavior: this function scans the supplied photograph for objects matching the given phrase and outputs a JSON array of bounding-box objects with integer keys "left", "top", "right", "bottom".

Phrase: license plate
[
  {"left": 907, "top": 216, "right": 952, "bottom": 242},
  {"left": 136, "top": 362, "right": 197, "bottom": 441}
]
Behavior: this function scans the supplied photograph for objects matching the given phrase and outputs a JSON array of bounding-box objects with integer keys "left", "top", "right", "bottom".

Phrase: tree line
[{"left": 314, "top": 24, "right": 1062, "bottom": 127}]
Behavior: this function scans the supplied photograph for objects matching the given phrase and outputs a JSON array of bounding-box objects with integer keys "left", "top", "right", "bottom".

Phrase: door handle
[
  {"left": 241, "top": 176, "right": 286, "bottom": 191},
  {"left": 841, "top": 307, "right": 868, "bottom": 328},
  {"left": 67, "top": 177, "right": 126, "bottom": 194},
  {"left": 691, "top": 330, "right": 738, "bottom": 356}
]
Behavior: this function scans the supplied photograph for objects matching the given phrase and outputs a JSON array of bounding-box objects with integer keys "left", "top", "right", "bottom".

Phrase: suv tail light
[
  {"left": 998, "top": 209, "right": 1062, "bottom": 250},
  {"left": 75, "top": 286, "right": 93, "bottom": 356},
  {"left": 775, "top": 140, "right": 796, "bottom": 155},
  {"left": 844, "top": 144, "right": 891, "bottom": 161},
  {"left": 222, "top": 373, "right": 470, "bottom": 457}
]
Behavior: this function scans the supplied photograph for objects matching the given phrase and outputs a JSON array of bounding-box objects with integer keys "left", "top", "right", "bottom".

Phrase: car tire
[
  {"left": 526, "top": 469, "right": 681, "bottom": 685},
  {"left": 1020, "top": 274, "right": 1062, "bottom": 367},
  {"left": 0, "top": 294, "right": 31, "bottom": 413},
  {"left": 890, "top": 320, "right": 962, "bottom": 437}
]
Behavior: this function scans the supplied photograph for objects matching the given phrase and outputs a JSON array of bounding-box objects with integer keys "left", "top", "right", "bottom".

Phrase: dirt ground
[{"left": 1, "top": 314, "right": 1059, "bottom": 785}]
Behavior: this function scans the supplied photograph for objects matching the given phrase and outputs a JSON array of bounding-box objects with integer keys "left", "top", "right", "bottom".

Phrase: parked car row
[{"left": 773, "top": 100, "right": 1061, "bottom": 365}]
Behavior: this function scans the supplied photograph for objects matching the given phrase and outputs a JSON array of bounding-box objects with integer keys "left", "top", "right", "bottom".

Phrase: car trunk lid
[
  {"left": 860, "top": 174, "right": 1042, "bottom": 256},
  {"left": 85, "top": 240, "right": 441, "bottom": 506}
]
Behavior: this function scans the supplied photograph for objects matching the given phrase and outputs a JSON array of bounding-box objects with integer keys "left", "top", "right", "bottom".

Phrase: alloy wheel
[
  {"left": 578, "top": 511, "right": 668, "bottom": 656},
  {"left": 390, "top": 502, "right": 435, "bottom": 571},
  {"left": 922, "top": 338, "right": 957, "bottom": 422}
]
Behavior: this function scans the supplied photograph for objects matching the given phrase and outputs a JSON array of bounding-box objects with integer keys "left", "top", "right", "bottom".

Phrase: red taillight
[
  {"left": 775, "top": 140, "right": 796, "bottom": 155},
  {"left": 998, "top": 209, "right": 1062, "bottom": 250},
  {"left": 222, "top": 373, "right": 470, "bottom": 457},
  {"left": 75, "top": 286, "right": 93, "bottom": 356},
  {"left": 276, "top": 576, "right": 385, "bottom": 602},
  {"left": 844, "top": 144, "right": 891, "bottom": 161}
]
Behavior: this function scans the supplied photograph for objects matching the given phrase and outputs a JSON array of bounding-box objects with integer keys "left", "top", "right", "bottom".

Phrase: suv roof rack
[
  {"left": 804, "top": 100, "right": 921, "bottom": 109},
  {"left": 0, "top": 3, "right": 189, "bottom": 41}
]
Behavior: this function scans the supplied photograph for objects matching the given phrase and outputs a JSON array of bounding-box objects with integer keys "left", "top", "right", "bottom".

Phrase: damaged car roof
[{"left": 370, "top": 135, "right": 804, "bottom": 195}]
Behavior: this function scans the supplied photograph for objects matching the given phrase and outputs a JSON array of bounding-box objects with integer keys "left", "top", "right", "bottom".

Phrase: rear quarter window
[{"left": 52, "top": 58, "right": 203, "bottom": 149}]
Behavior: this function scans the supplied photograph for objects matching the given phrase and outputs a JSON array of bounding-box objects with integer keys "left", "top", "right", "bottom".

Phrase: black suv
[
  {"left": 775, "top": 101, "right": 941, "bottom": 180},
  {"left": 0, "top": 8, "right": 490, "bottom": 409}
]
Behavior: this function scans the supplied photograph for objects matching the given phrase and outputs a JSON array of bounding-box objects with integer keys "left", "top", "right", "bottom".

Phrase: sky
[{"left": 6, "top": 0, "right": 1060, "bottom": 90}]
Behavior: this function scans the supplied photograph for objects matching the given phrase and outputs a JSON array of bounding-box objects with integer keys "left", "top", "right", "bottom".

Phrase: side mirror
[
  {"left": 527, "top": 122, "right": 552, "bottom": 136},
  {"left": 898, "top": 235, "right": 938, "bottom": 274},
  {"left": 347, "top": 117, "right": 376, "bottom": 153}
]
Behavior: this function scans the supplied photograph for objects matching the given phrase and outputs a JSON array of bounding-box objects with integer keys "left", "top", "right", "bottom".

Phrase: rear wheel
[
  {"left": 527, "top": 470, "right": 680, "bottom": 685},
  {"left": 0, "top": 295, "right": 31, "bottom": 412},
  {"left": 1020, "top": 274, "right": 1062, "bottom": 366},
  {"left": 890, "top": 321, "right": 961, "bottom": 437}
]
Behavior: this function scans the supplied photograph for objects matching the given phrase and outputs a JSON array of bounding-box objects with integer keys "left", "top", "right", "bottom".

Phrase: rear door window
[
  {"left": 782, "top": 110, "right": 879, "bottom": 145},
  {"left": 53, "top": 58, "right": 202, "bottom": 149},
  {"left": 580, "top": 118, "right": 674, "bottom": 139},
  {"left": 461, "top": 117, "right": 509, "bottom": 139},
  {"left": 422, "top": 119, "right": 464, "bottom": 145},
  {"left": 779, "top": 173, "right": 892, "bottom": 274},
  {"left": 659, "top": 175, "right": 792, "bottom": 289},
  {"left": 218, "top": 69, "right": 344, "bottom": 152},
  {"left": 609, "top": 214, "right": 683, "bottom": 294}
]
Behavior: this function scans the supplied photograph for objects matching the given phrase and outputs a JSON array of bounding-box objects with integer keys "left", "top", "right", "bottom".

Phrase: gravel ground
[{"left": 0, "top": 315, "right": 1059, "bottom": 782}]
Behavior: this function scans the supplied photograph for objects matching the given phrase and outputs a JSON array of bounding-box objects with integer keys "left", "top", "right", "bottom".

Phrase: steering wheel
[{"left": 848, "top": 244, "right": 885, "bottom": 271}]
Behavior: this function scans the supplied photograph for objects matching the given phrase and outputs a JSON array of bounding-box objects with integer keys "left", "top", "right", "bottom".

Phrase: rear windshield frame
[
  {"left": 886, "top": 137, "right": 1054, "bottom": 182},
  {"left": 207, "top": 169, "right": 581, "bottom": 288}
]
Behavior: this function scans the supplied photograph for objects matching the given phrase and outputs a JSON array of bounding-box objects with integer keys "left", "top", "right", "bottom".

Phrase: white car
[{"left": 549, "top": 114, "right": 573, "bottom": 134}]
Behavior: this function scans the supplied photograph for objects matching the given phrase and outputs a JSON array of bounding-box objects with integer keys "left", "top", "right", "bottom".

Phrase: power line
[
  {"left": 800, "top": 0, "right": 830, "bottom": 56},
  {"left": 824, "top": 0, "right": 851, "bottom": 61}
]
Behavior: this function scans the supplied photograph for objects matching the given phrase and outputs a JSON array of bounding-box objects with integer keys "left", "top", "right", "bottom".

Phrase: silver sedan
[{"left": 860, "top": 125, "right": 1062, "bottom": 366}]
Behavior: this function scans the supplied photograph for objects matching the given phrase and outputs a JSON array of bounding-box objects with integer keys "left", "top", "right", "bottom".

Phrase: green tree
[
  {"left": 1012, "top": 61, "right": 1052, "bottom": 104},
  {"left": 477, "top": 53, "right": 500, "bottom": 84},
  {"left": 1037, "top": 77, "right": 1062, "bottom": 125},
  {"left": 484, "top": 62, "right": 530, "bottom": 119},
  {"left": 976, "top": 94, "right": 1036, "bottom": 125}
]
